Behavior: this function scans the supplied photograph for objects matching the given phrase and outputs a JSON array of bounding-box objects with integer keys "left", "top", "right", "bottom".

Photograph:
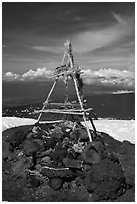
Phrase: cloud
[
  {"left": 112, "top": 90, "right": 134, "bottom": 94},
  {"left": 32, "top": 46, "right": 63, "bottom": 54},
  {"left": 21, "top": 68, "right": 52, "bottom": 80},
  {"left": 3, "top": 68, "right": 52, "bottom": 81},
  {"left": 3, "top": 68, "right": 135, "bottom": 92},
  {"left": 82, "top": 68, "right": 135, "bottom": 90},
  {"left": 72, "top": 13, "right": 134, "bottom": 54},
  {"left": 3, "top": 72, "right": 20, "bottom": 81}
]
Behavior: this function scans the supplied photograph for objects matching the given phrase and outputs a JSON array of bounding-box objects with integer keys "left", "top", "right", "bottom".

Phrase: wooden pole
[
  {"left": 37, "top": 77, "right": 59, "bottom": 122},
  {"left": 89, "top": 110, "right": 97, "bottom": 138},
  {"left": 61, "top": 50, "right": 67, "bottom": 66},
  {"left": 73, "top": 76, "right": 92, "bottom": 142},
  {"left": 64, "top": 76, "right": 69, "bottom": 102},
  {"left": 36, "top": 109, "right": 85, "bottom": 115},
  {"left": 39, "top": 108, "right": 92, "bottom": 112}
]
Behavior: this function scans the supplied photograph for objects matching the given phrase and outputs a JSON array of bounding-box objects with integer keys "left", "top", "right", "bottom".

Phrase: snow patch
[
  {"left": 81, "top": 120, "right": 135, "bottom": 144},
  {"left": 2, "top": 117, "right": 36, "bottom": 131},
  {"left": 2, "top": 117, "right": 135, "bottom": 144}
]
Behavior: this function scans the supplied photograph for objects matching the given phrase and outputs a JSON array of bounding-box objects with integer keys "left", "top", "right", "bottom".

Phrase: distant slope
[
  {"left": 3, "top": 93, "right": 135, "bottom": 120},
  {"left": 86, "top": 93, "right": 135, "bottom": 119},
  {"left": 2, "top": 81, "right": 135, "bottom": 119}
]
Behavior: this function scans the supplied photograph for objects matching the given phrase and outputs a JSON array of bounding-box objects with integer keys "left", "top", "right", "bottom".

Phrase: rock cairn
[{"left": 4, "top": 120, "right": 127, "bottom": 201}]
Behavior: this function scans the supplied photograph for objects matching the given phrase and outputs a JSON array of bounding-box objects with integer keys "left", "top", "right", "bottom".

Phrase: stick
[
  {"left": 35, "top": 109, "right": 86, "bottom": 115},
  {"left": 42, "top": 166, "right": 69, "bottom": 171},
  {"left": 64, "top": 76, "right": 69, "bottom": 102},
  {"left": 36, "top": 108, "right": 92, "bottom": 112},
  {"left": 73, "top": 77, "right": 92, "bottom": 142},
  {"left": 43, "top": 102, "right": 80, "bottom": 107},
  {"left": 37, "top": 77, "right": 59, "bottom": 122}
]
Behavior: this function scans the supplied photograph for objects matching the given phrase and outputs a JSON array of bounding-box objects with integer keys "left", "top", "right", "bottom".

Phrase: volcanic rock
[
  {"left": 84, "top": 159, "right": 126, "bottom": 200},
  {"left": 63, "top": 158, "right": 83, "bottom": 169},
  {"left": 23, "top": 139, "right": 43, "bottom": 156},
  {"left": 2, "top": 121, "right": 134, "bottom": 202},
  {"left": 40, "top": 167, "right": 74, "bottom": 179},
  {"left": 81, "top": 141, "right": 105, "bottom": 164},
  {"left": 27, "top": 174, "right": 41, "bottom": 188},
  {"left": 49, "top": 178, "right": 64, "bottom": 190},
  {"left": 70, "top": 129, "right": 79, "bottom": 141},
  {"left": 62, "top": 137, "right": 71, "bottom": 148},
  {"left": 79, "top": 128, "right": 89, "bottom": 141},
  {"left": 72, "top": 142, "right": 85, "bottom": 153},
  {"left": 11, "top": 157, "right": 34, "bottom": 178},
  {"left": 3, "top": 140, "right": 11, "bottom": 161},
  {"left": 6, "top": 129, "right": 28, "bottom": 148},
  {"left": 51, "top": 143, "right": 67, "bottom": 166},
  {"left": 44, "top": 137, "right": 57, "bottom": 149},
  {"left": 50, "top": 126, "right": 63, "bottom": 140},
  {"left": 41, "top": 156, "right": 52, "bottom": 166},
  {"left": 36, "top": 148, "right": 53, "bottom": 158}
]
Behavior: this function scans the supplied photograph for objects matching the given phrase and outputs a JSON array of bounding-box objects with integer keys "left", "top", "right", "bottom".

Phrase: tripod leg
[
  {"left": 64, "top": 76, "right": 69, "bottom": 103},
  {"left": 61, "top": 51, "right": 67, "bottom": 66},
  {"left": 89, "top": 111, "right": 97, "bottom": 138},
  {"left": 73, "top": 77, "right": 92, "bottom": 142},
  {"left": 37, "top": 77, "right": 59, "bottom": 123}
]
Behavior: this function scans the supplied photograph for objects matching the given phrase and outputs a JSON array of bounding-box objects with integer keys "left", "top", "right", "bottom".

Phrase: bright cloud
[
  {"left": 112, "top": 90, "right": 134, "bottom": 94},
  {"left": 82, "top": 68, "right": 135, "bottom": 90},
  {"left": 21, "top": 68, "right": 52, "bottom": 80},
  {"left": 3, "top": 68, "right": 135, "bottom": 92},
  {"left": 3, "top": 72, "right": 20, "bottom": 81}
]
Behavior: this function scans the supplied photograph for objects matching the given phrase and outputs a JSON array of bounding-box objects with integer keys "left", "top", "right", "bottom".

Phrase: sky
[{"left": 2, "top": 2, "right": 135, "bottom": 90}]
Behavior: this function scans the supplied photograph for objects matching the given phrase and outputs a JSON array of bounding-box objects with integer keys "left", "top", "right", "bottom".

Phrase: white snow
[
  {"left": 2, "top": 117, "right": 135, "bottom": 144},
  {"left": 81, "top": 120, "right": 135, "bottom": 144},
  {"left": 2, "top": 117, "right": 37, "bottom": 131}
]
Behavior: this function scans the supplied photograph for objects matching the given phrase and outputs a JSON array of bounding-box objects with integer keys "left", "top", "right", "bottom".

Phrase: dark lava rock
[
  {"left": 50, "top": 127, "right": 63, "bottom": 140},
  {"left": 79, "top": 128, "right": 89, "bottom": 141},
  {"left": 70, "top": 129, "right": 79, "bottom": 141},
  {"left": 35, "top": 148, "right": 53, "bottom": 158},
  {"left": 67, "top": 148, "right": 78, "bottom": 159},
  {"left": 105, "top": 150, "right": 120, "bottom": 164},
  {"left": 41, "top": 156, "right": 52, "bottom": 166},
  {"left": 2, "top": 124, "right": 135, "bottom": 202},
  {"left": 44, "top": 137, "right": 57, "bottom": 149},
  {"left": 81, "top": 142, "right": 104, "bottom": 164},
  {"left": 40, "top": 167, "right": 74, "bottom": 179},
  {"left": 6, "top": 129, "right": 28, "bottom": 149},
  {"left": 27, "top": 174, "right": 41, "bottom": 188},
  {"left": 84, "top": 159, "right": 126, "bottom": 200},
  {"left": 62, "top": 137, "right": 71, "bottom": 148},
  {"left": 51, "top": 143, "right": 67, "bottom": 166},
  {"left": 23, "top": 139, "right": 43, "bottom": 156},
  {"left": 11, "top": 157, "right": 34, "bottom": 178},
  {"left": 3, "top": 140, "right": 11, "bottom": 161},
  {"left": 49, "top": 178, "right": 64, "bottom": 190},
  {"left": 63, "top": 158, "right": 83, "bottom": 169}
]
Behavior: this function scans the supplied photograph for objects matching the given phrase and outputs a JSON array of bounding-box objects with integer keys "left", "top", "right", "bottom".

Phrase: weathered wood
[
  {"left": 35, "top": 109, "right": 86, "bottom": 115},
  {"left": 73, "top": 77, "right": 92, "bottom": 142},
  {"left": 37, "top": 77, "right": 58, "bottom": 122},
  {"left": 39, "top": 120, "right": 64, "bottom": 124},
  {"left": 64, "top": 76, "right": 69, "bottom": 103},
  {"left": 40, "top": 107, "right": 92, "bottom": 112},
  {"left": 43, "top": 102, "right": 80, "bottom": 107}
]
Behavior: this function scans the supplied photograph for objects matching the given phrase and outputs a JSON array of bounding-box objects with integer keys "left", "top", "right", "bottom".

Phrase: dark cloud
[{"left": 2, "top": 2, "right": 135, "bottom": 74}]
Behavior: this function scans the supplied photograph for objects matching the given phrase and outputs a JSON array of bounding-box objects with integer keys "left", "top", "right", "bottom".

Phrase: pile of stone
[{"left": 6, "top": 120, "right": 127, "bottom": 201}]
